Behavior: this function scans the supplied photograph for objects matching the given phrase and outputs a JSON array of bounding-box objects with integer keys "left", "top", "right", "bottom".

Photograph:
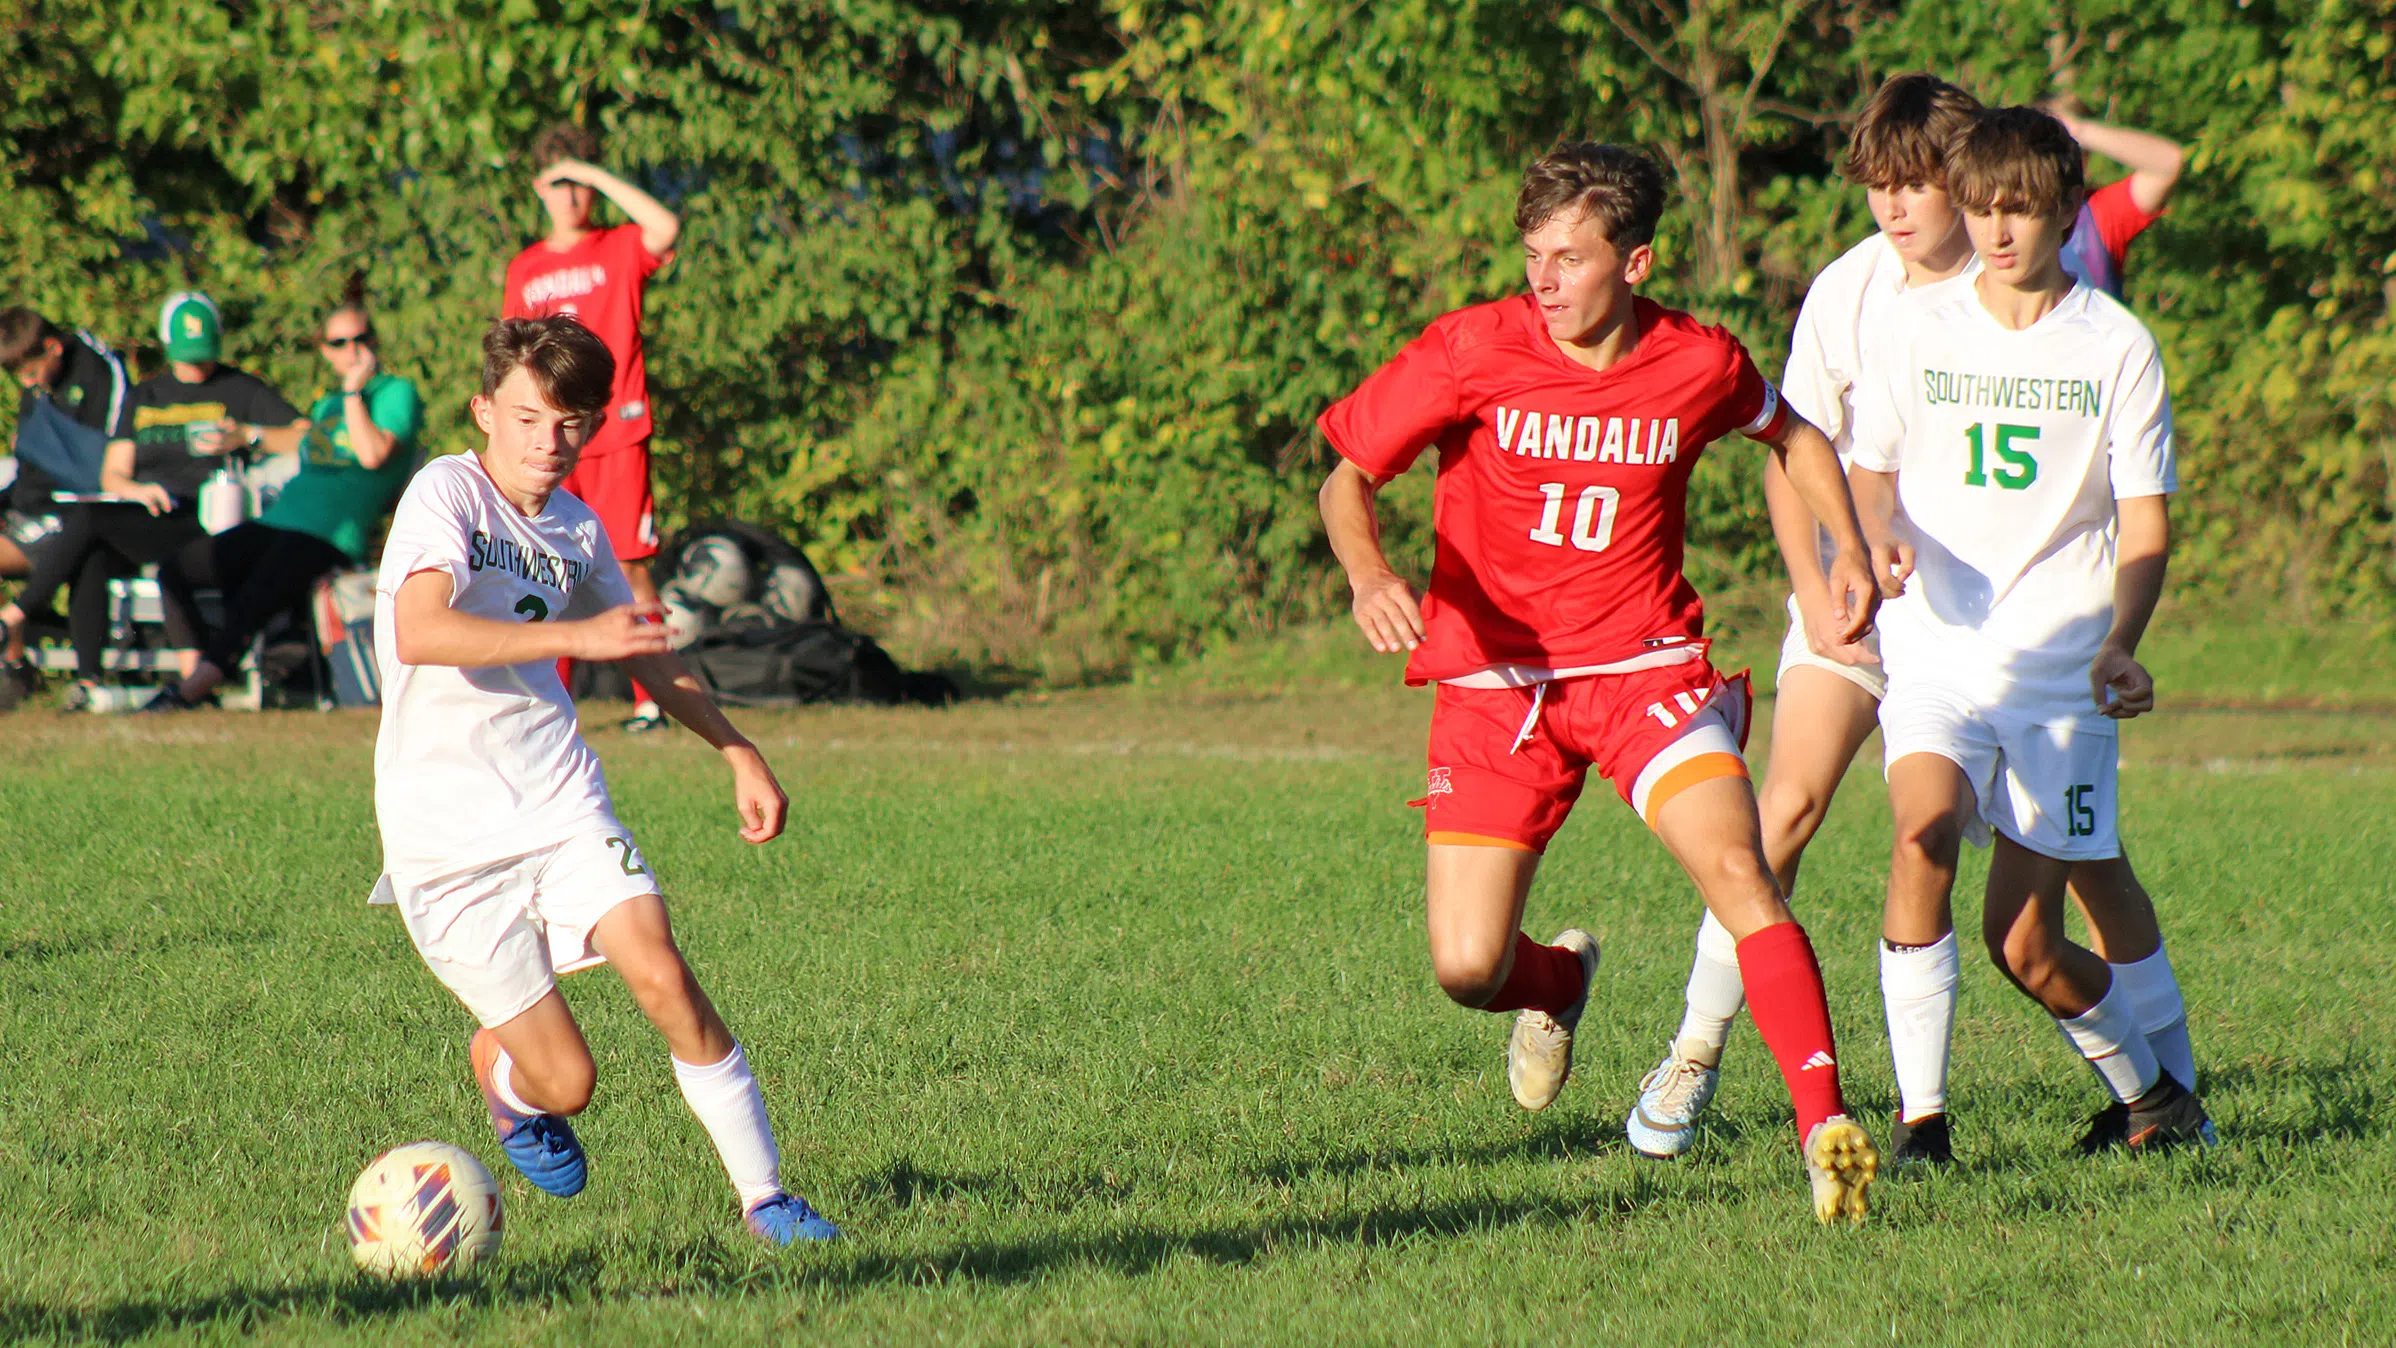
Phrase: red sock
[
  {"left": 1736, "top": 921, "right": 1847, "bottom": 1139},
  {"left": 1480, "top": 932, "right": 1584, "bottom": 1013},
  {"left": 631, "top": 678, "right": 652, "bottom": 706},
  {"left": 556, "top": 657, "right": 574, "bottom": 690}
]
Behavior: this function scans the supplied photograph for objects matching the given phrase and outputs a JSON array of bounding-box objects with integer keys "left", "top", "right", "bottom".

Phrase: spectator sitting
[
  {"left": 149, "top": 303, "right": 421, "bottom": 711},
  {"left": 0, "top": 291, "right": 304, "bottom": 708},
  {"left": 0, "top": 307, "right": 128, "bottom": 706}
]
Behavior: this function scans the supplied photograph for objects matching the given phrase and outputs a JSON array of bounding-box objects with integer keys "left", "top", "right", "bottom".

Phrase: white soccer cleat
[
  {"left": 1506, "top": 929, "right": 1601, "bottom": 1111},
  {"left": 1624, "top": 1036, "right": 1723, "bottom": 1159},
  {"left": 1803, "top": 1114, "right": 1879, "bottom": 1225}
]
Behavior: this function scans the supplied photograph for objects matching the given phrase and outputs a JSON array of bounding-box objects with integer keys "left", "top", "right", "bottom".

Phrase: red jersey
[
  {"left": 1319, "top": 294, "right": 1787, "bottom": 684},
  {"left": 503, "top": 223, "right": 666, "bottom": 455}
]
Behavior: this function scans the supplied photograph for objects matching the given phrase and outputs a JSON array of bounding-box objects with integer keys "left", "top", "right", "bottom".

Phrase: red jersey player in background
[
  {"left": 1318, "top": 145, "right": 1886, "bottom": 1222},
  {"left": 504, "top": 121, "right": 681, "bottom": 732},
  {"left": 2042, "top": 102, "right": 2186, "bottom": 300}
]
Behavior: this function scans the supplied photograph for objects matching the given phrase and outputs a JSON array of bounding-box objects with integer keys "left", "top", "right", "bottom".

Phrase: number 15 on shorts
[{"left": 2063, "top": 783, "right": 2098, "bottom": 838}]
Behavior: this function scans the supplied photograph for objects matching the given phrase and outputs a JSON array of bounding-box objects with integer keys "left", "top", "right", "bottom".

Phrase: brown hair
[
  {"left": 0, "top": 306, "right": 57, "bottom": 369},
  {"left": 1514, "top": 144, "right": 1669, "bottom": 248},
  {"left": 531, "top": 121, "right": 602, "bottom": 167},
  {"left": 1947, "top": 106, "right": 2086, "bottom": 220},
  {"left": 1842, "top": 75, "right": 1984, "bottom": 189},
  {"left": 480, "top": 316, "right": 614, "bottom": 417}
]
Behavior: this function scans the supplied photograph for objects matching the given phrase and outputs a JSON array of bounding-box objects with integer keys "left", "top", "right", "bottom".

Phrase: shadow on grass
[
  {"left": 0, "top": 1190, "right": 1670, "bottom": 1341},
  {"left": 0, "top": 925, "right": 277, "bottom": 966}
]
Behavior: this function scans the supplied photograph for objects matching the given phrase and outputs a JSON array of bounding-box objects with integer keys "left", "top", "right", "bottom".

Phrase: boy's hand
[
  {"left": 1867, "top": 536, "right": 1915, "bottom": 599},
  {"left": 569, "top": 603, "right": 672, "bottom": 661},
  {"left": 126, "top": 482, "right": 175, "bottom": 516},
  {"left": 724, "top": 743, "right": 788, "bottom": 843},
  {"left": 1796, "top": 586, "right": 1880, "bottom": 667},
  {"left": 1349, "top": 570, "right": 1425, "bottom": 654},
  {"left": 1822, "top": 551, "right": 1881, "bottom": 648},
  {"left": 2091, "top": 644, "right": 2155, "bottom": 718}
]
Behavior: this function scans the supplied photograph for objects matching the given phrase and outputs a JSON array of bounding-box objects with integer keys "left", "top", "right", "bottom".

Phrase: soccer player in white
[
  {"left": 370, "top": 316, "right": 837, "bottom": 1244},
  {"left": 1844, "top": 107, "right": 2211, "bottom": 1150},
  {"left": 1628, "top": 78, "right": 2208, "bottom": 1165}
]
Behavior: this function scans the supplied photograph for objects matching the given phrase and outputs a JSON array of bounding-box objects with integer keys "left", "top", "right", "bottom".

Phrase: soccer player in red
[
  {"left": 1318, "top": 144, "right": 1884, "bottom": 1222},
  {"left": 503, "top": 121, "right": 681, "bottom": 730}
]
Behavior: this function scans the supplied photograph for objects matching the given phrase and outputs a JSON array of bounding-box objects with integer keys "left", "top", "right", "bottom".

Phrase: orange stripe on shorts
[
  {"left": 1639, "top": 752, "right": 1750, "bottom": 830},
  {"left": 1427, "top": 831, "right": 1538, "bottom": 852}
]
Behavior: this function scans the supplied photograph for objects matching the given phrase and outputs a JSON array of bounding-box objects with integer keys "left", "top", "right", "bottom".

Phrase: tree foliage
[{"left": 3, "top": 0, "right": 2389, "bottom": 677}]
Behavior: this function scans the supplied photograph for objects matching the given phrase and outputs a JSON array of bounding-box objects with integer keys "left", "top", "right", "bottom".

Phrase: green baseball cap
[{"left": 158, "top": 290, "right": 221, "bottom": 362}]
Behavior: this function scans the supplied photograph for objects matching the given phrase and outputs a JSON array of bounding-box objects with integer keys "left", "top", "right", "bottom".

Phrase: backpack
[{"left": 681, "top": 620, "right": 907, "bottom": 707}]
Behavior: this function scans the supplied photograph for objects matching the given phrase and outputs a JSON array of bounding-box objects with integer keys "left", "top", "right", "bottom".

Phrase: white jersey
[
  {"left": 1850, "top": 281, "right": 2177, "bottom": 718},
  {"left": 371, "top": 453, "right": 635, "bottom": 880},
  {"left": 1780, "top": 233, "right": 1977, "bottom": 573}
]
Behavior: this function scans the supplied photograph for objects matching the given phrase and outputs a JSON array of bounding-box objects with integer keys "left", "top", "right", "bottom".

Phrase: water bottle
[{"left": 200, "top": 467, "right": 248, "bottom": 534}]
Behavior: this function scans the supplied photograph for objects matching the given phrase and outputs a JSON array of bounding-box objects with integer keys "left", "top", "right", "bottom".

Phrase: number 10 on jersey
[{"left": 1528, "top": 483, "right": 1620, "bottom": 552}]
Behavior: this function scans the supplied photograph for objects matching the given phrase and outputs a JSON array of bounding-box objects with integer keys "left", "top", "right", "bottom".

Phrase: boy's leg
[
  {"left": 1880, "top": 751, "right": 1973, "bottom": 1150},
  {"left": 482, "top": 991, "right": 598, "bottom": 1116},
  {"left": 1417, "top": 683, "right": 1600, "bottom": 1112},
  {"left": 590, "top": 896, "right": 836, "bottom": 1240},
  {"left": 1660, "top": 667, "right": 1882, "bottom": 1069},
  {"left": 2069, "top": 853, "right": 2199, "bottom": 1090},
  {"left": 1649, "top": 773, "right": 1875, "bottom": 1221},
  {"left": 1983, "top": 838, "right": 2164, "bottom": 1107},
  {"left": 1424, "top": 842, "right": 1600, "bottom": 1111}
]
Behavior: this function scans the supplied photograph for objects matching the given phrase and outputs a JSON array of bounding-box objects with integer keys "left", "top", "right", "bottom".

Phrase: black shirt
[
  {"left": 112, "top": 365, "right": 303, "bottom": 501},
  {"left": 10, "top": 332, "right": 127, "bottom": 513}
]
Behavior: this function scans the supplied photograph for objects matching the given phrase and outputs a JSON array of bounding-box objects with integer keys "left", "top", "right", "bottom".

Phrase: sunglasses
[{"left": 321, "top": 334, "right": 374, "bottom": 349}]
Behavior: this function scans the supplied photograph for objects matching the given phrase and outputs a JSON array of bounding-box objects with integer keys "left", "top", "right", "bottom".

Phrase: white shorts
[
  {"left": 1776, "top": 594, "right": 1888, "bottom": 700},
  {"left": 1879, "top": 682, "right": 2118, "bottom": 861},
  {"left": 370, "top": 824, "right": 659, "bottom": 1028}
]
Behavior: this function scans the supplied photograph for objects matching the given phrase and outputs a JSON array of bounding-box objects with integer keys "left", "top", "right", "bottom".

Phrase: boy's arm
[
  {"left": 1762, "top": 451, "right": 1873, "bottom": 665},
  {"left": 391, "top": 570, "right": 668, "bottom": 668},
  {"left": 1319, "top": 457, "right": 1423, "bottom": 653},
  {"left": 540, "top": 158, "right": 680, "bottom": 259},
  {"left": 2092, "top": 493, "right": 2170, "bottom": 718},
  {"left": 99, "top": 438, "right": 173, "bottom": 514},
  {"left": 615, "top": 650, "right": 789, "bottom": 843},
  {"left": 1754, "top": 414, "right": 1877, "bottom": 645},
  {"left": 1844, "top": 464, "right": 1912, "bottom": 599},
  {"left": 2051, "top": 110, "right": 2186, "bottom": 215}
]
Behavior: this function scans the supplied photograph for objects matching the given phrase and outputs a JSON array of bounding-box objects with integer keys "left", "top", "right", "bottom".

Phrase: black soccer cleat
[
  {"left": 2076, "top": 1101, "right": 2131, "bottom": 1154},
  {"left": 1887, "top": 1112, "right": 1954, "bottom": 1170},
  {"left": 2124, "top": 1075, "right": 2217, "bottom": 1152}
]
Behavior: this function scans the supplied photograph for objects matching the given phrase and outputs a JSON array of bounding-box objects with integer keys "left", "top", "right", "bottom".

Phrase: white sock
[
  {"left": 491, "top": 1046, "right": 539, "bottom": 1117},
  {"left": 673, "top": 1043, "right": 784, "bottom": 1208},
  {"left": 1674, "top": 910, "right": 1745, "bottom": 1056},
  {"left": 1880, "top": 933, "right": 1960, "bottom": 1123},
  {"left": 2110, "top": 945, "right": 2197, "bottom": 1089},
  {"left": 2056, "top": 979, "right": 2162, "bottom": 1104}
]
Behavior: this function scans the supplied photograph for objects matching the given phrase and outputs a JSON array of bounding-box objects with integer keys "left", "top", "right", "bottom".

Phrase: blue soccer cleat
[
  {"left": 744, "top": 1192, "right": 839, "bottom": 1245},
  {"left": 471, "top": 1029, "right": 588, "bottom": 1197}
]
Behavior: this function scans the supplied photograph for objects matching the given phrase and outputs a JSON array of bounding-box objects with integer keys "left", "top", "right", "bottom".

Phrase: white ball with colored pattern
[{"left": 346, "top": 1141, "right": 504, "bottom": 1279}]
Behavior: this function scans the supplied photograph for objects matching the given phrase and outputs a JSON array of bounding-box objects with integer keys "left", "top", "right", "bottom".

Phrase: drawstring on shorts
[{"left": 1509, "top": 682, "right": 1548, "bottom": 755}]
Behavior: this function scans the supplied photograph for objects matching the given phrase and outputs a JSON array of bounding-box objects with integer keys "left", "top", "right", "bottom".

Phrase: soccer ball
[
  {"left": 677, "top": 535, "right": 752, "bottom": 607},
  {"left": 760, "top": 560, "right": 827, "bottom": 626},
  {"left": 346, "top": 1141, "right": 504, "bottom": 1279},
  {"left": 660, "top": 585, "right": 712, "bottom": 651}
]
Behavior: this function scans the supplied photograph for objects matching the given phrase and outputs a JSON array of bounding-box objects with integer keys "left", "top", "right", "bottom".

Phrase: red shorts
[
  {"left": 1417, "top": 658, "right": 1753, "bottom": 853},
  {"left": 561, "top": 438, "right": 659, "bottom": 563}
]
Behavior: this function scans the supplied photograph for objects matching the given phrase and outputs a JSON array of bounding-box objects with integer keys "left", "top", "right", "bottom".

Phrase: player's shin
[
  {"left": 1736, "top": 921, "right": 1847, "bottom": 1138},
  {"left": 2054, "top": 978, "right": 2162, "bottom": 1105},
  {"left": 672, "top": 1042, "right": 784, "bottom": 1207},
  {"left": 2111, "top": 944, "right": 2198, "bottom": 1088},
  {"left": 1880, "top": 933, "right": 1960, "bottom": 1123},
  {"left": 1675, "top": 909, "right": 1744, "bottom": 1059}
]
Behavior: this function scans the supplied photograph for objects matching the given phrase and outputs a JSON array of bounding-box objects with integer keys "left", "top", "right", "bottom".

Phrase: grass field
[{"left": 4, "top": 615, "right": 2394, "bottom": 1345}]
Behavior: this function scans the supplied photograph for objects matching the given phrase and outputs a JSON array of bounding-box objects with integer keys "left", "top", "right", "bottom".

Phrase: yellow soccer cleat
[{"left": 1804, "top": 1114, "right": 1879, "bottom": 1224}]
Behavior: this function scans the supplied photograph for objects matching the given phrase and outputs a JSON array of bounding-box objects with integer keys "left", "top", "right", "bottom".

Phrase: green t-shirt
[{"left": 258, "top": 374, "right": 423, "bottom": 558}]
